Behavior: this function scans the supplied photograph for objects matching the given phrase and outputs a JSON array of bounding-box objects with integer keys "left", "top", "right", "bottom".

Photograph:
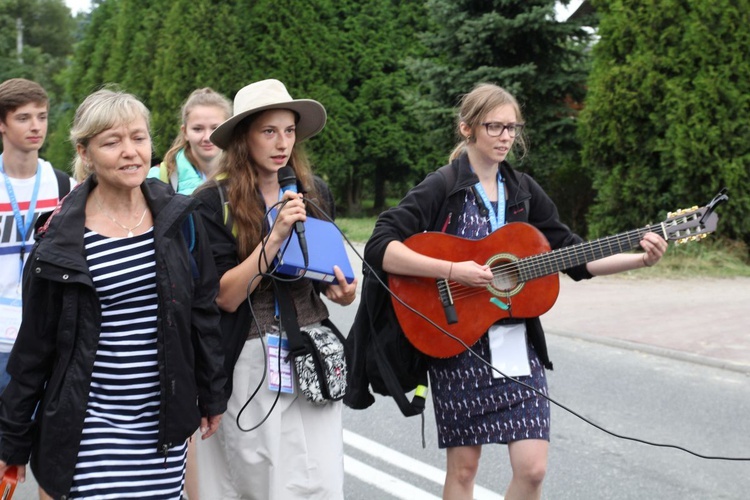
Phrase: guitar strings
[
  {"left": 442, "top": 225, "right": 657, "bottom": 301},
  {"left": 444, "top": 209, "right": 699, "bottom": 299}
]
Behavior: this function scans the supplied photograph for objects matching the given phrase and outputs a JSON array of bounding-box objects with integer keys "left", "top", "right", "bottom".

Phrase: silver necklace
[{"left": 95, "top": 193, "right": 148, "bottom": 237}]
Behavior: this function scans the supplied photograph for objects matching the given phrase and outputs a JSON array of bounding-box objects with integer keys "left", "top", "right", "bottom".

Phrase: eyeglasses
[{"left": 480, "top": 122, "right": 525, "bottom": 138}]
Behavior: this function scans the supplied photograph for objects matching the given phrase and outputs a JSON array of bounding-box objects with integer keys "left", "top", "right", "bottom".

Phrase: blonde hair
[
  {"left": 162, "top": 88, "right": 232, "bottom": 175},
  {"left": 70, "top": 88, "right": 151, "bottom": 181},
  {"left": 207, "top": 112, "right": 322, "bottom": 261},
  {"left": 449, "top": 83, "right": 527, "bottom": 162}
]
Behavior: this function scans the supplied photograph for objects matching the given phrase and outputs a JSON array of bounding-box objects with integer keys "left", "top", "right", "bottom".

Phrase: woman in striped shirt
[{"left": 0, "top": 88, "right": 227, "bottom": 499}]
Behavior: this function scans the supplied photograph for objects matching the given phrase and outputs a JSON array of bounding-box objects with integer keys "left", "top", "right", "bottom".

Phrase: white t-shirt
[{"left": 0, "top": 159, "right": 74, "bottom": 352}]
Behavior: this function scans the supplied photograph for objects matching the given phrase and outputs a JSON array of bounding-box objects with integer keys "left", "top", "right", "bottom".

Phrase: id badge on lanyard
[
  {"left": 267, "top": 332, "right": 294, "bottom": 394},
  {"left": 488, "top": 323, "right": 531, "bottom": 379}
]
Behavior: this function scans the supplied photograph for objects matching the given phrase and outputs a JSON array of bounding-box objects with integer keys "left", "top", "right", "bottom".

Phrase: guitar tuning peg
[
  {"left": 676, "top": 237, "right": 687, "bottom": 245},
  {"left": 690, "top": 205, "right": 698, "bottom": 212}
]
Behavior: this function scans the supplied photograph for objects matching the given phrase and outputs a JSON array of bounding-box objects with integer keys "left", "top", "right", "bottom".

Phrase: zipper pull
[{"left": 161, "top": 443, "right": 170, "bottom": 467}]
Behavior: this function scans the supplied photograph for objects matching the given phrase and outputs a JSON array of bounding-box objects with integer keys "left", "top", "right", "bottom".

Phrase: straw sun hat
[{"left": 210, "top": 79, "right": 327, "bottom": 149}]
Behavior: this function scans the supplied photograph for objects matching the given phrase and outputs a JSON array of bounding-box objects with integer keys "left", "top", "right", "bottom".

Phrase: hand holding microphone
[{"left": 277, "top": 166, "right": 309, "bottom": 267}]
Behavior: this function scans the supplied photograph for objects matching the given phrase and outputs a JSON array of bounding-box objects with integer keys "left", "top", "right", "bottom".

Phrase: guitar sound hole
[{"left": 490, "top": 258, "right": 519, "bottom": 292}]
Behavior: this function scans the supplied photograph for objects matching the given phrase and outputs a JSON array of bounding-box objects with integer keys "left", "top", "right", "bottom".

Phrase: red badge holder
[{"left": 1, "top": 466, "right": 17, "bottom": 500}]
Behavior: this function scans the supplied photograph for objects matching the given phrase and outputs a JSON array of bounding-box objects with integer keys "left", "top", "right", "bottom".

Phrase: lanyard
[
  {"left": 267, "top": 186, "right": 296, "bottom": 321},
  {"left": 472, "top": 172, "right": 505, "bottom": 232},
  {"left": 0, "top": 154, "right": 42, "bottom": 287},
  {"left": 267, "top": 202, "right": 281, "bottom": 320}
]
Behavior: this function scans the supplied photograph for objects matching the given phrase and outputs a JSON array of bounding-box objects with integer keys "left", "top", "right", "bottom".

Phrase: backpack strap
[
  {"left": 182, "top": 213, "right": 196, "bottom": 252},
  {"left": 52, "top": 168, "right": 71, "bottom": 201},
  {"left": 158, "top": 162, "right": 169, "bottom": 183},
  {"left": 215, "top": 178, "right": 237, "bottom": 237},
  {"left": 365, "top": 268, "right": 428, "bottom": 417},
  {"left": 432, "top": 162, "right": 459, "bottom": 232}
]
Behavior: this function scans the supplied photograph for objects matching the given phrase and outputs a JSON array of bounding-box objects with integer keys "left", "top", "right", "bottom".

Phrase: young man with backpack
[{"left": 0, "top": 78, "right": 74, "bottom": 392}]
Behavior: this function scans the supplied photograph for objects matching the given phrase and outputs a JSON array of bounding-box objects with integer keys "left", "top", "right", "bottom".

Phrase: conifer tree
[
  {"left": 150, "top": 0, "right": 239, "bottom": 155},
  {"left": 580, "top": 0, "right": 750, "bottom": 245}
]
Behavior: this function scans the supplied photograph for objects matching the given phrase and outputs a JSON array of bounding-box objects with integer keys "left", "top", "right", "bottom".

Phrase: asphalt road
[{"left": 342, "top": 333, "right": 750, "bottom": 499}]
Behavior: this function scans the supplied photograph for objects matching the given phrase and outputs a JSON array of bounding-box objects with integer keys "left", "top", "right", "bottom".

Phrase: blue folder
[{"left": 275, "top": 216, "right": 355, "bottom": 284}]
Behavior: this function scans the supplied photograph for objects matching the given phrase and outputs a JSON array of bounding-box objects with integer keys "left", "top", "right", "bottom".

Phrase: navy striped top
[{"left": 69, "top": 229, "right": 187, "bottom": 499}]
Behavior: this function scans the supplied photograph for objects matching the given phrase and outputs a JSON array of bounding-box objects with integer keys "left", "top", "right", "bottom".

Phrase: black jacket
[
  {"left": 0, "top": 176, "right": 227, "bottom": 499},
  {"left": 364, "top": 153, "right": 593, "bottom": 369}
]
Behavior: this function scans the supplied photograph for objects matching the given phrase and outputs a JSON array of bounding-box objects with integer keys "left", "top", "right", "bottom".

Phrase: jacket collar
[
  {"left": 37, "top": 175, "right": 198, "bottom": 252},
  {"left": 449, "top": 152, "right": 531, "bottom": 203}
]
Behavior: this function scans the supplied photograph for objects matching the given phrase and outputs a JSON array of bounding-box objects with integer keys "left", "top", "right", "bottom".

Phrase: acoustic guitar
[{"left": 389, "top": 191, "right": 727, "bottom": 358}]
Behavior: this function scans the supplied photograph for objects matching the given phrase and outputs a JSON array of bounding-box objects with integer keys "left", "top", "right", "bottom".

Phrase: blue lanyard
[
  {"left": 267, "top": 203, "right": 281, "bottom": 319},
  {"left": 0, "top": 154, "right": 42, "bottom": 286},
  {"left": 473, "top": 172, "right": 505, "bottom": 232},
  {"left": 267, "top": 186, "right": 296, "bottom": 321}
]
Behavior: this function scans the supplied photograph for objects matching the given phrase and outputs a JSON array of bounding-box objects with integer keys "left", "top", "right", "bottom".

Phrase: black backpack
[
  {"left": 344, "top": 265, "right": 430, "bottom": 416},
  {"left": 53, "top": 168, "right": 72, "bottom": 200},
  {"left": 344, "top": 163, "right": 457, "bottom": 417}
]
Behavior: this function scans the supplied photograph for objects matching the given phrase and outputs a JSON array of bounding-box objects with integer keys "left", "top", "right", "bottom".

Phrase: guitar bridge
[{"left": 437, "top": 279, "right": 458, "bottom": 324}]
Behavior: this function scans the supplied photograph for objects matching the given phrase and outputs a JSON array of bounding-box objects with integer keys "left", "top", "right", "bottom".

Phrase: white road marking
[
  {"left": 344, "top": 455, "right": 441, "bottom": 500},
  {"left": 344, "top": 429, "right": 504, "bottom": 500}
]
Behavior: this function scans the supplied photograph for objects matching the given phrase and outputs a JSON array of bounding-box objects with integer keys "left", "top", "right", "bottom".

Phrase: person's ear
[
  {"left": 459, "top": 121, "right": 472, "bottom": 140},
  {"left": 76, "top": 143, "right": 89, "bottom": 165}
]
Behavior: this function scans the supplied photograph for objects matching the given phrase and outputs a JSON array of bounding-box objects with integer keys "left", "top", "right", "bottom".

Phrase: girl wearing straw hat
[{"left": 193, "top": 79, "right": 357, "bottom": 499}]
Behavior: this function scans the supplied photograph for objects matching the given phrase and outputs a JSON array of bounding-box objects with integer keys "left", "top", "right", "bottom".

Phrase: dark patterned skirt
[{"left": 429, "top": 333, "right": 550, "bottom": 448}]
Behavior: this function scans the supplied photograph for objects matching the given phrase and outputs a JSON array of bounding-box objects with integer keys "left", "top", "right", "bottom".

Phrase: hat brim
[{"left": 210, "top": 99, "right": 327, "bottom": 150}]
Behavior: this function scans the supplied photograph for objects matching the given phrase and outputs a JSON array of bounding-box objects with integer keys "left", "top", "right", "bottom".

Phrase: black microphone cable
[
  {"left": 235, "top": 194, "right": 359, "bottom": 431},
  {"left": 235, "top": 200, "right": 307, "bottom": 432},
  {"left": 306, "top": 205, "right": 750, "bottom": 462},
  {"left": 361, "top": 262, "right": 750, "bottom": 462}
]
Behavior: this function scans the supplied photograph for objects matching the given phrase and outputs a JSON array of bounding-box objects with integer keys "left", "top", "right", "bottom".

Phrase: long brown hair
[
  {"left": 449, "top": 83, "right": 527, "bottom": 162},
  {"left": 211, "top": 112, "right": 322, "bottom": 261}
]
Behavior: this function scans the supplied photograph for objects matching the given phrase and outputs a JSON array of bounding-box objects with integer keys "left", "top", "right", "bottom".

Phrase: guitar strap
[{"left": 433, "top": 163, "right": 459, "bottom": 233}]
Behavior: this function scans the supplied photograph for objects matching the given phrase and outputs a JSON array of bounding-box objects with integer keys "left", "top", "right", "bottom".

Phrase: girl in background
[
  {"left": 148, "top": 87, "right": 231, "bottom": 195},
  {"left": 148, "top": 87, "right": 231, "bottom": 499}
]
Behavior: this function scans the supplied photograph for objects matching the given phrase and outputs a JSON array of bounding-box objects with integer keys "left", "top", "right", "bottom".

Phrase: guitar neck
[{"left": 517, "top": 223, "right": 663, "bottom": 281}]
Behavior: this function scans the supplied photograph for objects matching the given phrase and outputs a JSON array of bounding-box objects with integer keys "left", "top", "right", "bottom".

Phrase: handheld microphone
[{"left": 277, "top": 166, "right": 309, "bottom": 267}]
